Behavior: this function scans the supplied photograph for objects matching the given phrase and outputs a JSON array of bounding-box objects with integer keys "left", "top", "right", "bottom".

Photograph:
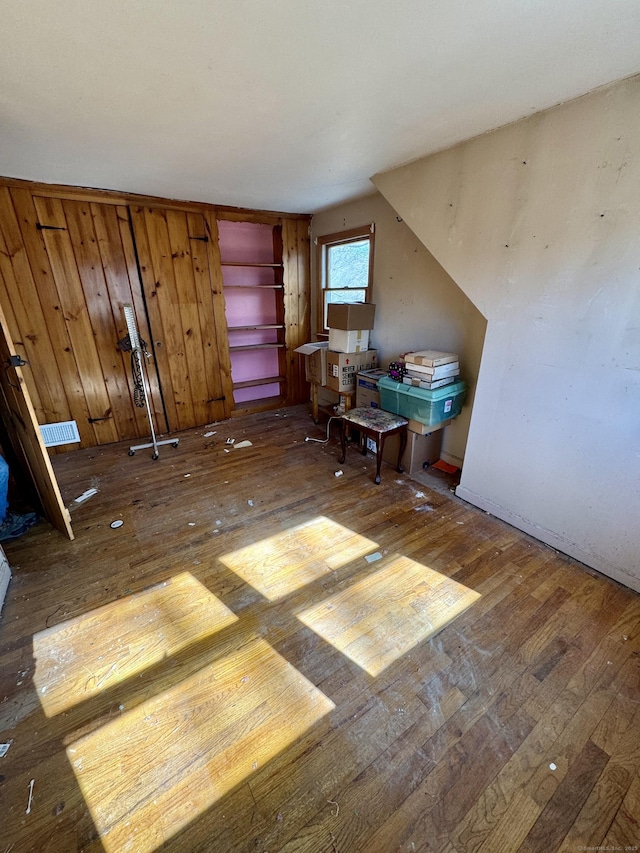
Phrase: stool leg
[
  {"left": 311, "top": 384, "right": 319, "bottom": 423},
  {"left": 339, "top": 418, "right": 346, "bottom": 464},
  {"left": 397, "top": 427, "right": 407, "bottom": 473},
  {"left": 375, "top": 434, "right": 383, "bottom": 484}
]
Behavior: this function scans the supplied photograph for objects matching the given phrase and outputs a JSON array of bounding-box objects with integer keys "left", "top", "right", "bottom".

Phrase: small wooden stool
[{"left": 339, "top": 407, "right": 408, "bottom": 484}]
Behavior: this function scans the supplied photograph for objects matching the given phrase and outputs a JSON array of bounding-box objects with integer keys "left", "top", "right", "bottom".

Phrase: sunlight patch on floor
[
  {"left": 33, "top": 572, "right": 238, "bottom": 717},
  {"left": 219, "top": 515, "right": 378, "bottom": 600},
  {"left": 66, "top": 637, "right": 335, "bottom": 853},
  {"left": 297, "top": 555, "right": 481, "bottom": 676}
]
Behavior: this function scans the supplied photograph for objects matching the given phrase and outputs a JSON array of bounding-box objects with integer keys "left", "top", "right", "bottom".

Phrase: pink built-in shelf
[{"left": 217, "top": 219, "right": 285, "bottom": 406}]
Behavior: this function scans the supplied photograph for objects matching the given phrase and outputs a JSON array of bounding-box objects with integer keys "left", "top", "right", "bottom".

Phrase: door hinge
[
  {"left": 207, "top": 395, "right": 226, "bottom": 403},
  {"left": 8, "top": 355, "right": 28, "bottom": 368},
  {"left": 190, "top": 235, "right": 209, "bottom": 243},
  {"left": 36, "top": 223, "right": 66, "bottom": 231},
  {"left": 88, "top": 415, "right": 113, "bottom": 423}
]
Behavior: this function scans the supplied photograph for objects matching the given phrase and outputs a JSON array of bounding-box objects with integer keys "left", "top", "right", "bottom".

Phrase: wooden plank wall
[
  {"left": 0, "top": 300, "right": 73, "bottom": 538},
  {"left": 283, "top": 218, "right": 311, "bottom": 404},
  {"left": 130, "top": 207, "right": 230, "bottom": 430},
  {"left": 0, "top": 177, "right": 311, "bottom": 451}
]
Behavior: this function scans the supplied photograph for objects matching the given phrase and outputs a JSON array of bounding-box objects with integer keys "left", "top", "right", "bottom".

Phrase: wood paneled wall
[
  {"left": 130, "top": 206, "right": 231, "bottom": 429},
  {"left": 0, "top": 178, "right": 311, "bottom": 451},
  {"left": 283, "top": 218, "right": 312, "bottom": 404}
]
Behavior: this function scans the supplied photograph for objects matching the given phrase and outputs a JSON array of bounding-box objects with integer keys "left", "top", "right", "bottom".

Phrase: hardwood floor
[{"left": 1, "top": 404, "right": 639, "bottom": 853}]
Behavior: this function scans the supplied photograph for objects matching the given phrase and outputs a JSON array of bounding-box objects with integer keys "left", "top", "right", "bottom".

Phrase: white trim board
[
  {"left": 0, "top": 547, "right": 11, "bottom": 615},
  {"left": 455, "top": 485, "right": 640, "bottom": 594}
]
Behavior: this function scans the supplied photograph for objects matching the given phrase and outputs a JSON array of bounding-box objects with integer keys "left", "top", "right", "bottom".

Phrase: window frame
[{"left": 315, "top": 224, "right": 375, "bottom": 335}]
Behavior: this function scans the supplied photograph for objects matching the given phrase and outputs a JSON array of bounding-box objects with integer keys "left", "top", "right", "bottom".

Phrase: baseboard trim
[
  {"left": 455, "top": 485, "right": 640, "bottom": 594},
  {"left": 440, "top": 450, "right": 463, "bottom": 468}
]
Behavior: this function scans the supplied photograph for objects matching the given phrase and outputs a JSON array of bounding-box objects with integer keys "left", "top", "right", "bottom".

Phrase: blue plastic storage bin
[{"left": 378, "top": 376, "right": 466, "bottom": 426}]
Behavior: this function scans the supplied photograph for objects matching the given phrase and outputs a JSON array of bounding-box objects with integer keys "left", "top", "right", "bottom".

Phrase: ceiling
[{"left": 1, "top": 1, "right": 639, "bottom": 214}]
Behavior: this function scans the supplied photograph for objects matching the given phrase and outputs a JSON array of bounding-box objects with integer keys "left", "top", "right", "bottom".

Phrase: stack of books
[{"left": 401, "top": 350, "right": 460, "bottom": 389}]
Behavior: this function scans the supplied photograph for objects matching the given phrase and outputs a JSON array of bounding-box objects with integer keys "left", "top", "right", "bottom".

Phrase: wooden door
[
  {"left": 29, "top": 196, "right": 166, "bottom": 446},
  {"left": 0, "top": 302, "right": 73, "bottom": 539},
  {"left": 130, "top": 206, "right": 230, "bottom": 430}
]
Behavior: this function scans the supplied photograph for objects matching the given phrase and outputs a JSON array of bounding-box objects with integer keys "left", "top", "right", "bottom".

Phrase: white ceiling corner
[{"left": 0, "top": 0, "right": 639, "bottom": 214}]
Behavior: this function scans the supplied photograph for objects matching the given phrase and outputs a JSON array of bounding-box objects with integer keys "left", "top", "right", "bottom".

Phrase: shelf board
[
  {"left": 220, "top": 261, "right": 283, "bottom": 268},
  {"left": 223, "top": 284, "right": 284, "bottom": 290},
  {"left": 229, "top": 343, "right": 285, "bottom": 352},
  {"left": 227, "top": 324, "right": 284, "bottom": 331},
  {"left": 233, "top": 375, "right": 286, "bottom": 390},
  {"left": 231, "top": 395, "right": 287, "bottom": 416}
]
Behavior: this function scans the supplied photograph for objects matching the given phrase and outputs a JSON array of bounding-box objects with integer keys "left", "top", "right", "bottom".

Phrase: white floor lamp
[{"left": 122, "top": 304, "right": 179, "bottom": 460}]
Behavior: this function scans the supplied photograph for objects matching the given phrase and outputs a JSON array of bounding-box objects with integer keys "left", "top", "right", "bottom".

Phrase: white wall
[
  {"left": 311, "top": 192, "right": 486, "bottom": 466},
  {"left": 373, "top": 76, "right": 640, "bottom": 591}
]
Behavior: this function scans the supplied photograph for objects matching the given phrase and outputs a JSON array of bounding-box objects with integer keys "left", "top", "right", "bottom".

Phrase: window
[{"left": 316, "top": 225, "right": 374, "bottom": 332}]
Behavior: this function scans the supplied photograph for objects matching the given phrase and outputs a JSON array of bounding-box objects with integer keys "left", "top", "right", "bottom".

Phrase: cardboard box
[
  {"left": 294, "top": 341, "right": 329, "bottom": 386},
  {"left": 356, "top": 368, "right": 387, "bottom": 409},
  {"left": 404, "top": 361, "right": 460, "bottom": 379},
  {"left": 327, "top": 302, "right": 376, "bottom": 331},
  {"left": 403, "top": 375, "right": 458, "bottom": 390},
  {"left": 404, "top": 350, "right": 458, "bottom": 368},
  {"left": 326, "top": 349, "right": 377, "bottom": 393},
  {"left": 381, "top": 428, "right": 444, "bottom": 474},
  {"left": 408, "top": 418, "right": 451, "bottom": 435},
  {"left": 329, "top": 328, "right": 370, "bottom": 353}
]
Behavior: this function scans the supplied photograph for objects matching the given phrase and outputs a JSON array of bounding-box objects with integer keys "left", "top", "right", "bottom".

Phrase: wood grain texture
[
  {"left": 7, "top": 187, "right": 93, "bottom": 445},
  {"left": 33, "top": 196, "right": 119, "bottom": 446},
  {"left": 0, "top": 301, "right": 73, "bottom": 538},
  {"left": 0, "top": 179, "right": 310, "bottom": 448},
  {"left": 202, "top": 213, "right": 234, "bottom": 414},
  {"left": 0, "top": 174, "right": 313, "bottom": 221},
  {"left": 282, "top": 217, "right": 311, "bottom": 405},
  {"left": 0, "top": 190, "right": 170, "bottom": 449},
  {"left": 131, "top": 206, "right": 229, "bottom": 430},
  {"left": 0, "top": 404, "right": 638, "bottom": 852}
]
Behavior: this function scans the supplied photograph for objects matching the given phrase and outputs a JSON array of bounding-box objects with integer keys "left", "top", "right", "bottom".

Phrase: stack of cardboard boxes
[
  {"left": 325, "top": 303, "right": 377, "bottom": 399},
  {"left": 379, "top": 350, "right": 466, "bottom": 427},
  {"left": 297, "top": 328, "right": 466, "bottom": 476},
  {"left": 355, "top": 363, "right": 451, "bottom": 474},
  {"left": 355, "top": 349, "right": 466, "bottom": 475},
  {"left": 402, "top": 350, "right": 460, "bottom": 388},
  {"left": 295, "top": 303, "right": 377, "bottom": 411}
]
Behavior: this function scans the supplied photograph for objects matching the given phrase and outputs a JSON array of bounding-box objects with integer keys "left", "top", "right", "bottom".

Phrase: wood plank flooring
[{"left": 1, "top": 404, "right": 639, "bottom": 853}]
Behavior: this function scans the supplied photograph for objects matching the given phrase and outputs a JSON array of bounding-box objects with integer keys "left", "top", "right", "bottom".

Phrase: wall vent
[{"left": 40, "top": 420, "right": 81, "bottom": 448}]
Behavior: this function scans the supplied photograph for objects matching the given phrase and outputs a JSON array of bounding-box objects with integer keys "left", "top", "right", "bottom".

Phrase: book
[
  {"left": 404, "top": 350, "right": 458, "bottom": 368},
  {"left": 404, "top": 360, "right": 460, "bottom": 379},
  {"left": 403, "top": 375, "right": 458, "bottom": 390}
]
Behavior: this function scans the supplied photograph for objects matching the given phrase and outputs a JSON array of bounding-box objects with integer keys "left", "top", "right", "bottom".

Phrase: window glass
[
  {"left": 327, "top": 239, "right": 370, "bottom": 289},
  {"left": 317, "top": 227, "right": 374, "bottom": 333}
]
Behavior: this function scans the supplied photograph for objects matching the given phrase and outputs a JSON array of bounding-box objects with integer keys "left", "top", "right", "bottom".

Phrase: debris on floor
[
  {"left": 364, "top": 552, "right": 382, "bottom": 563},
  {"left": 110, "top": 520, "right": 124, "bottom": 529},
  {"left": 327, "top": 799, "right": 339, "bottom": 816},
  {"left": 234, "top": 440, "right": 253, "bottom": 449},
  {"left": 334, "top": 470, "right": 343, "bottom": 478},
  {"left": 73, "top": 488, "right": 98, "bottom": 505},
  {"left": 0, "top": 741, "right": 12, "bottom": 757},
  {"left": 26, "top": 779, "right": 35, "bottom": 814},
  {"left": 203, "top": 431, "right": 216, "bottom": 437},
  {"left": 431, "top": 459, "right": 458, "bottom": 474}
]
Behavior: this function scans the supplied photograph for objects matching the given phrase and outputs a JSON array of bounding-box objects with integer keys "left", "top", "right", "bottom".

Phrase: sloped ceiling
[{"left": 1, "top": 0, "right": 639, "bottom": 213}]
